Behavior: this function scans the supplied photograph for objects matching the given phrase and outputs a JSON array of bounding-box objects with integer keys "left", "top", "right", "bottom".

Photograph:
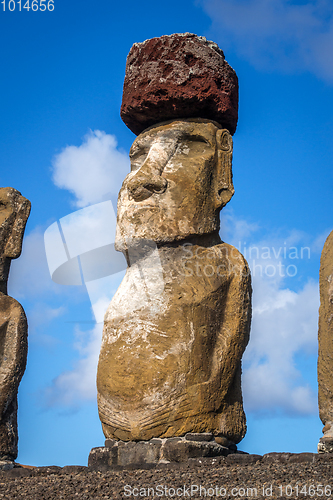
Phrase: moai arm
[
  {"left": 0, "top": 297, "right": 28, "bottom": 419},
  {"left": 214, "top": 244, "right": 251, "bottom": 400},
  {"left": 177, "top": 240, "right": 251, "bottom": 443},
  {"left": 212, "top": 244, "right": 251, "bottom": 442}
]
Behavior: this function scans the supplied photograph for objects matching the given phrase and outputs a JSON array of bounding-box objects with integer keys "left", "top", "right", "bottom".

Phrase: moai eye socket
[{"left": 129, "top": 150, "right": 149, "bottom": 171}]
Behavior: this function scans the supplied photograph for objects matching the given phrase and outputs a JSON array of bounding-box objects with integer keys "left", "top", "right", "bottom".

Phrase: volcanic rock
[{"left": 121, "top": 33, "right": 238, "bottom": 135}]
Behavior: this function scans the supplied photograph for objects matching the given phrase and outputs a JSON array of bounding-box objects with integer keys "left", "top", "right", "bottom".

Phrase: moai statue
[
  {"left": 0, "top": 188, "right": 30, "bottom": 466},
  {"left": 97, "top": 34, "right": 252, "bottom": 450},
  {"left": 318, "top": 230, "right": 333, "bottom": 453}
]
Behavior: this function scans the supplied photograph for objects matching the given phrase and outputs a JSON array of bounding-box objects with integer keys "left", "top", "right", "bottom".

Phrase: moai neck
[
  {"left": 161, "top": 232, "right": 223, "bottom": 250},
  {"left": 124, "top": 232, "right": 223, "bottom": 268},
  {"left": 0, "top": 257, "right": 10, "bottom": 295}
]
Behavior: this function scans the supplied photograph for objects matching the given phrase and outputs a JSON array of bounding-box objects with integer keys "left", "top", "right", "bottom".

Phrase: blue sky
[{"left": 1, "top": 0, "right": 332, "bottom": 466}]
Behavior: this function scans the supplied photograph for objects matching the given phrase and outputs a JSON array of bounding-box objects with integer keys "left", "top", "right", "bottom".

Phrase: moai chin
[
  {"left": 318, "top": 230, "right": 333, "bottom": 453},
  {"left": 0, "top": 187, "right": 30, "bottom": 465},
  {"left": 97, "top": 34, "right": 252, "bottom": 446}
]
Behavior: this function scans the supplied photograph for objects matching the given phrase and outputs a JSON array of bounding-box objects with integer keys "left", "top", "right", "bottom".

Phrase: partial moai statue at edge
[
  {"left": 96, "top": 34, "right": 252, "bottom": 448},
  {"left": 0, "top": 187, "right": 30, "bottom": 466},
  {"left": 318, "top": 230, "right": 333, "bottom": 453}
]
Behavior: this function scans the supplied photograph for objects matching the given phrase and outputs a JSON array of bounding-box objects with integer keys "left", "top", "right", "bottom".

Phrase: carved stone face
[
  {"left": 0, "top": 188, "right": 31, "bottom": 260},
  {"left": 115, "top": 119, "right": 234, "bottom": 252}
]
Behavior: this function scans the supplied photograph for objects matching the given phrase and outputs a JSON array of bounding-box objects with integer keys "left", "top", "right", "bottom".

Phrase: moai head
[
  {"left": 116, "top": 33, "right": 238, "bottom": 253},
  {"left": 0, "top": 187, "right": 31, "bottom": 289},
  {"left": 115, "top": 118, "right": 234, "bottom": 251}
]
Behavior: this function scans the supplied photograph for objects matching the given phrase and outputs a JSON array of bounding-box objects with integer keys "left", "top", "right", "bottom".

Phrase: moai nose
[{"left": 127, "top": 163, "right": 168, "bottom": 202}]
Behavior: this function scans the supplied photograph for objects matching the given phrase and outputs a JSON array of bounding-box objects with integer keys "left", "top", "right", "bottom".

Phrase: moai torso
[
  {"left": 0, "top": 188, "right": 30, "bottom": 463},
  {"left": 98, "top": 240, "right": 251, "bottom": 442},
  {"left": 96, "top": 34, "right": 252, "bottom": 446}
]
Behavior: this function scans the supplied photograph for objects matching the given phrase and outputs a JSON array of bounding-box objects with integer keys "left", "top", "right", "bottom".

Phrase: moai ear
[
  {"left": 215, "top": 129, "right": 235, "bottom": 209},
  {"left": 4, "top": 195, "right": 31, "bottom": 259}
]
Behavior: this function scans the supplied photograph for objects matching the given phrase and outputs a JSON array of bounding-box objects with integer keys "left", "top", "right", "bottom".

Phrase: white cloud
[
  {"left": 221, "top": 211, "right": 319, "bottom": 415},
  {"left": 311, "top": 228, "right": 333, "bottom": 254},
  {"left": 35, "top": 130, "right": 131, "bottom": 406},
  {"left": 27, "top": 303, "right": 66, "bottom": 347},
  {"left": 220, "top": 211, "right": 260, "bottom": 243},
  {"left": 52, "top": 129, "right": 130, "bottom": 208},
  {"left": 41, "top": 273, "right": 124, "bottom": 406},
  {"left": 9, "top": 226, "right": 62, "bottom": 298},
  {"left": 200, "top": 0, "right": 333, "bottom": 81},
  {"left": 28, "top": 303, "right": 65, "bottom": 329},
  {"left": 243, "top": 278, "right": 319, "bottom": 415},
  {"left": 8, "top": 225, "right": 87, "bottom": 302},
  {"left": 43, "top": 323, "right": 102, "bottom": 407}
]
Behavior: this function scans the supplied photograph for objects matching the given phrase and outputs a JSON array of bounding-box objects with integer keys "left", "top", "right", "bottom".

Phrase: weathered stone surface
[
  {"left": 262, "top": 452, "right": 292, "bottom": 463},
  {"left": 61, "top": 466, "right": 88, "bottom": 474},
  {"left": 88, "top": 447, "right": 118, "bottom": 471},
  {"left": 121, "top": 33, "right": 238, "bottom": 136},
  {"left": 162, "top": 440, "right": 230, "bottom": 462},
  {"left": 0, "top": 188, "right": 30, "bottom": 461},
  {"left": 185, "top": 433, "right": 213, "bottom": 442},
  {"left": 226, "top": 454, "right": 262, "bottom": 464},
  {"left": 318, "top": 436, "right": 333, "bottom": 454},
  {"left": 215, "top": 435, "right": 235, "bottom": 448},
  {"left": 0, "top": 460, "right": 15, "bottom": 471},
  {"left": 315, "top": 451, "right": 333, "bottom": 462},
  {"left": 114, "top": 119, "right": 235, "bottom": 247},
  {"left": 318, "top": 230, "right": 333, "bottom": 452},
  {"left": 288, "top": 453, "right": 316, "bottom": 463},
  {"left": 261, "top": 452, "right": 316, "bottom": 464},
  {"left": 117, "top": 441, "right": 162, "bottom": 466},
  {"left": 88, "top": 435, "right": 233, "bottom": 469},
  {"left": 97, "top": 119, "right": 251, "bottom": 445},
  {"left": 104, "top": 439, "right": 116, "bottom": 448},
  {"left": 4, "top": 467, "right": 32, "bottom": 477}
]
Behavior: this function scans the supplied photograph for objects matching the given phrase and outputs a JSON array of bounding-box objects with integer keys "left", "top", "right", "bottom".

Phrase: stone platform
[
  {"left": 88, "top": 433, "right": 238, "bottom": 470},
  {"left": 0, "top": 460, "right": 15, "bottom": 471},
  {"left": 318, "top": 435, "right": 333, "bottom": 453}
]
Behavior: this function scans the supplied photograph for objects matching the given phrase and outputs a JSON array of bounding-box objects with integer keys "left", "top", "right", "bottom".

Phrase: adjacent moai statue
[
  {"left": 97, "top": 34, "right": 252, "bottom": 447},
  {"left": 0, "top": 187, "right": 30, "bottom": 465},
  {"left": 318, "top": 230, "right": 333, "bottom": 453}
]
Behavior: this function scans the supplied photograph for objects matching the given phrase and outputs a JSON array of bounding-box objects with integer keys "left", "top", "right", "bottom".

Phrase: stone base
[
  {"left": 88, "top": 433, "right": 236, "bottom": 470},
  {"left": 0, "top": 460, "right": 15, "bottom": 471},
  {"left": 318, "top": 436, "right": 333, "bottom": 453}
]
